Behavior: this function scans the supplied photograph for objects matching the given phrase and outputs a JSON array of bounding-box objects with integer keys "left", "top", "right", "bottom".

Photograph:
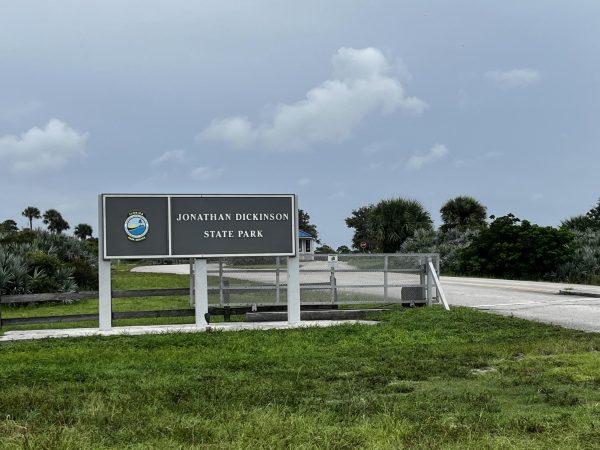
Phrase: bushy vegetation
[
  {"left": 400, "top": 214, "right": 576, "bottom": 281},
  {"left": 457, "top": 214, "right": 575, "bottom": 280},
  {"left": 345, "top": 195, "right": 600, "bottom": 284},
  {"left": 0, "top": 229, "right": 97, "bottom": 295},
  {"left": 400, "top": 228, "right": 480, "bottom": 274},
  {"left": 558, "top": 230, "right": 600, "bottom": 285}
]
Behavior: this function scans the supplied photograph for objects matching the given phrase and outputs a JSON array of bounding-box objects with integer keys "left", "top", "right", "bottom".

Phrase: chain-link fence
[{"left": 202, "top": 253, "right": 443, "bottom": 307}]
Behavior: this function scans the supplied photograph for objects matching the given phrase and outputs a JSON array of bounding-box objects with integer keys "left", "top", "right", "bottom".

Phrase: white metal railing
[{"left": 186, "top": 253, "right": 448, "bottom": 309}]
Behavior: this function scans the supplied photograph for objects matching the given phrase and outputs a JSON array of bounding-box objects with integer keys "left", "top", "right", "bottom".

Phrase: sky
[{"left": 1, "top": 1, "right": 599, "bottom": 248}]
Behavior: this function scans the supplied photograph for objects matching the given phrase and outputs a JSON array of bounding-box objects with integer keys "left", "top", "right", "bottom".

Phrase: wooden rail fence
[{"left": 0, "top": 287, "right": 341, "bottom": 327}]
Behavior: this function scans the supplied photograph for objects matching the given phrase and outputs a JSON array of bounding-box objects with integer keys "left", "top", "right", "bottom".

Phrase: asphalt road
[{"left": 133, "top": 261, "right": 600, "bottom": 332}]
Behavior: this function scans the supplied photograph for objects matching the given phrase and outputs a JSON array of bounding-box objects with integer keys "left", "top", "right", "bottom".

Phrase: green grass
[{"left": 2, "top": 308, "right": 600, "bottom": 448}]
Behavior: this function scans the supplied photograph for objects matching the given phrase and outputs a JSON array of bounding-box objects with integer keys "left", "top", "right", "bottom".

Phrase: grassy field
[
  {"left": 2, "top": 307, "right": 600, "bottom": 448},
  {"left": 3, "top": 264, "right": 600, "bottom": 448}
]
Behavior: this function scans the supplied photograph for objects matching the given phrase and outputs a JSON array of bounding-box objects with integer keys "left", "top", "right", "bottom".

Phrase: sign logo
[{"left": 124, "top": 211, "right": 149, "bottom": 242}]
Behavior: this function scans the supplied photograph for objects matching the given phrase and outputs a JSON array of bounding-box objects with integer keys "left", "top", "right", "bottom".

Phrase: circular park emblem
[{"left": 124, "top": 212, "right": 149, "bottom": 242}]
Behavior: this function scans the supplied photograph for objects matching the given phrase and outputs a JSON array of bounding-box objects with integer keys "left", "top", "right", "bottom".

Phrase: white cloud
[
  {"left": 485, "top": 68, "right": 540, "bottom": 88},
  {"left": 0, "top": 119, "right": 88, "bottom": 173},
  {"left": 190, "top": 166, "right": 224, "bottom": 181},
  {"left": 406, "top": 144, "right": 448, "bottom": 170},
  {"left": 199, "top": 47, "right": 428, "bottom": 151},
  {"left": 150, "top": 149, "right": 185, "bottom": 165}
]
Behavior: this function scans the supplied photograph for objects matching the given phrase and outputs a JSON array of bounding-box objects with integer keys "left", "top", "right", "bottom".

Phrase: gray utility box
[{"left": 401, "top": 286, "right": 426, "bottom": 302}]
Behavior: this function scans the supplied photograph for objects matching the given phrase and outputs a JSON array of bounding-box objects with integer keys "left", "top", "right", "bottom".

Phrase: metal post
[
  {"left": 189, "top": 258, "right": 194, "bottom": 306},
  {"left": 436, "top": 256, "right": 441, "bottom": 301},
  {"left": 426, "top": 256, "right": 433, "bottom": 307},
  {"left": 194, "top": 259, "right": 209, "bottom": 328},
  {"left": 98, "top": 258, "right": 112, "bottom": 330},
  {"left": 330, "top": 266, "right": 335, "bottom": 304},
  {"left": 383, "top": 255, "right": 389, "bottom": 302},
  {"left": 420, "top": 258, "right": 426, "bottom": 301},
  {"left": 275, "top": 256, "right": 281, "bottom": 304},
  {"left": 98, "top": 195, "right": 112, "bottom": 331},
  {"left": 428, "top": 260, "right": 450, "bottom": 311},
  {"left": 287, "top": 203, "right": 301, "bottom": 324},
  {"left": 287, "top": 255, "right": 301, "bottom": 323},
  {"left": 223, "top": 279, "right": 230, "bottom": 306},
  {"left": 219, "top": 259, "right": 224, "bottom": 305}
]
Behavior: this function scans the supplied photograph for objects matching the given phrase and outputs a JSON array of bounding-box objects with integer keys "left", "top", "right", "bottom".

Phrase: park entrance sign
[
  {"left": 97, "top": 194, "right": 300, "bottom": 331},
  {"left": 101, "top": 194, "right": 296, "bottom": 259}
]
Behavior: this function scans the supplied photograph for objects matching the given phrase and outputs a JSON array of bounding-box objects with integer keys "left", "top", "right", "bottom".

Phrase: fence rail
[{"left": 0, "top": 303, "right": 340, "bottom": 327}]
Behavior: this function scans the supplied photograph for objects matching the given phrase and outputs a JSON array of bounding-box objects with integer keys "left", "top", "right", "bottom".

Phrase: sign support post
[
  {"left": 287, "top": 199, "right": 300, "bottom": 324},
  {"left": 98, "top": 258, "right": 112, "bottom": 331},
  {"left": 287, "top": 255, "right": 300, "bottom": 324},
  {"left": 98, "top": 195, "right": 112, "bottom": 331},
  {"left": 194, "top": 258, "right": 209, "bottom": 328}
]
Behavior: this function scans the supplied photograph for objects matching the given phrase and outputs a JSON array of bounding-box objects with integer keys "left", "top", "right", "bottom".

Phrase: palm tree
[
  {"left": 561, "top": 215, "right": 594, "bottom": 232},
  {"left": 21, "top": 206, "right": 41, "bottom": 230},
  {"left": 440, "top": 196, "right": 487, "bottom": 232},
  {"left": 74, "top": 223, "right": 93, "bottom": 240},
  {"left": 368, "top": 198, "right": 433, "bottom": 252},
  {"left": 560, "top": 198, "right": 600, "bottom": 232},
  {"left": 43, "top": 209, "right": 70, "bottom": 234}
]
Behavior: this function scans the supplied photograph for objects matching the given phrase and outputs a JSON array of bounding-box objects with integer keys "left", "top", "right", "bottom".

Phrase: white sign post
[
  {"left": 194, "top": 259, "right": 209, "bottom": 327},
  {"left": 98, "top": 195, "right": 112, "bottom": 330},
  {"left": 287, "top": 229, "right": 301, "bottom": 324}
]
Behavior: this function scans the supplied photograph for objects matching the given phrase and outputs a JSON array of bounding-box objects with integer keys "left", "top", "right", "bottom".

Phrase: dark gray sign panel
[
  {"left": 103, "top": 196, "right": 170, "bottom": 258},
  {"left": 101, "top": 194, "right": 296, "bottom": 259}
]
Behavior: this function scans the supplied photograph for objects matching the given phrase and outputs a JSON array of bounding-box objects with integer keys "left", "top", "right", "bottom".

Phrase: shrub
[
  {"left": 0, "top": 229, "right": 97, "bottom": 294},
  {"left": 458, "top": 214, "right": 575, "bottom": 280},
  {"left": 68, "top": 260, "right": 98, "bottom": 290},
  {"left": 27, "top": 251, "right": 62, "bottom": 275},
  {"left": 400, "top": 228, "right": 480, "bottom": 275},
  {"left": 558, "top": 230, "right": 600, "bottom": 284}
]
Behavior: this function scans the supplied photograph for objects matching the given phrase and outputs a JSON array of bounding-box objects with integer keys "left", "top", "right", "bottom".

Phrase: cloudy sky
[{"left": 1, "top": 1, "right": 599, "bottom": 247}]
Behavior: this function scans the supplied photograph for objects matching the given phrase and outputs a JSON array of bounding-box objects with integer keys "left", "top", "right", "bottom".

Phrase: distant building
[{"left": 298, "top": 230, "right": 315, "bottom": 261}]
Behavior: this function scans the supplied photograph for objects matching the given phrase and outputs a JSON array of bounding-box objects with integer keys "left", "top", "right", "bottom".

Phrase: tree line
[
  {"left": 338, "top": 196, "right": 600, "bottom": 284},
  {"left": 0, "top": 206, "right": 94, "bottom": 240}
]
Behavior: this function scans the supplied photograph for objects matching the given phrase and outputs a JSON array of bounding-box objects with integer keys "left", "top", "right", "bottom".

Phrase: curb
[{"left": 558, "top": 290, "right": 600, "bottom": 298}]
